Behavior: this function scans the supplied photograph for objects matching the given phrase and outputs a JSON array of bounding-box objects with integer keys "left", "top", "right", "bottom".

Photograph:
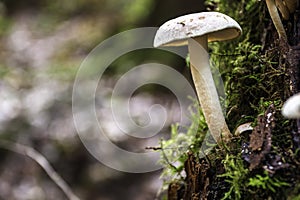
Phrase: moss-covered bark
[{"left": 159, "top": 0, "right": 300, "bottom": 199}]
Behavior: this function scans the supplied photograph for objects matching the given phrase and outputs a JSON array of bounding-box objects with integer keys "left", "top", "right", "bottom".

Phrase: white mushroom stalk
[
  {"left": 266, "top": 0, "right": 287, "bottom": 40},
  {"left": 154, "top": 12, "right": 242, "bottom": 144},
  {"left": 188, "top": 36, "right": 232, "bottom": 143}
]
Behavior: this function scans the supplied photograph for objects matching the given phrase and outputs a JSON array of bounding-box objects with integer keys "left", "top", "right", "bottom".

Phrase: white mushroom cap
[
  {"left": 154, "top": 12, "right": 242, "bottom": 47},
  {"left": 282, "top": 93, "right": 300, "bottom": 119}
]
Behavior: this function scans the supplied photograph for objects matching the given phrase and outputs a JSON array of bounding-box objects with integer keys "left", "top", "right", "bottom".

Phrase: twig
[
  {"left": 159, "top": 139, "right": 181, "bottom": 174},
  {"left": 0, "top": 140, "right": 80, "bottom": 200}
]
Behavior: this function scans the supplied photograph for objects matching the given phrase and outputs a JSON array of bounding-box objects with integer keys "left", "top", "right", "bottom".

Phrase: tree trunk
[{"left": 162, "top": 1, "right": 300, "bottom": 199}]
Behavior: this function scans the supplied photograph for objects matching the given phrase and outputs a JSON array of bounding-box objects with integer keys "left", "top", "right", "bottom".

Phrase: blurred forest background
[{"left": 0, "top": 0, "right": 206, "bottom": 199}]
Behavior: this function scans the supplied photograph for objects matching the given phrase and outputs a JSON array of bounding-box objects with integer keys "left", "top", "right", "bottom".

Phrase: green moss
[
  {"left": 159, "top": 99, "right": 208, "bottom": 186},
  {"left": 248, "top": 171, "right": 290, "bottom": 193},
  {"left": 218, "top": 154, "right": 249, "bottom": 200}
]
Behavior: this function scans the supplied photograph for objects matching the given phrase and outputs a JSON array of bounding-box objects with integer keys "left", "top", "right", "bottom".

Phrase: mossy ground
[{"left": 158, "top": 0, "right": 300, "bottom": 199}]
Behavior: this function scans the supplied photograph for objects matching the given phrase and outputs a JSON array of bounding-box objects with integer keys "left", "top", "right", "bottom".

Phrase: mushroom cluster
[{"left": 154, "top": 12, "right": 242, "bottom": 145}]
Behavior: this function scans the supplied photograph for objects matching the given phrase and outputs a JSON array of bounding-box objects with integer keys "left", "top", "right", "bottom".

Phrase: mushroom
[
  {"left": 265, "top": 0, "right": 287, "bottom": 40},
  {"left": 282, "top": 93, "right": 300, "bottom": 119},
  {"left": 234, "top": 122, "right": 254, "bottom": 136},
  {"left": 154, "top": 12, "right": 242, "bottom": 144}
]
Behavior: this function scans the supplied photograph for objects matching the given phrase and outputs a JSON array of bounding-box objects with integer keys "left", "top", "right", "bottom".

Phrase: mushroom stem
[
  {"left": 284, "top": 0, "right": 297, "bottom": 13},
  {"left": 266, "top": 0, "right": 287, "bottom": 40},
  {"left": 275, "top": 0, "right": 290, "bottom": 20},
  {"left": 188, "top": 36, "right": 231, "bottom": 144}
]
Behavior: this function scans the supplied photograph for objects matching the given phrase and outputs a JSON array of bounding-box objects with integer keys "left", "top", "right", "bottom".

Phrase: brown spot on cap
[{"left": 177, "top": 22, "right": 185, "bottom": 26}]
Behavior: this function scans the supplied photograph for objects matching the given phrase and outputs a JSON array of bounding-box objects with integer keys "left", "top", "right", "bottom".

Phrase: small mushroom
[
  {"left": 265, "top": 0, "right": 287, "bottom": 40},
  {"left": 154, "top": 12, "right": 242, "bottom": 144},
  {"left": 234, "top": 122, "right": 254, "bottom": 136},
  {"left": 282, "top": 93, "right": 300, "bottom": 119}
]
